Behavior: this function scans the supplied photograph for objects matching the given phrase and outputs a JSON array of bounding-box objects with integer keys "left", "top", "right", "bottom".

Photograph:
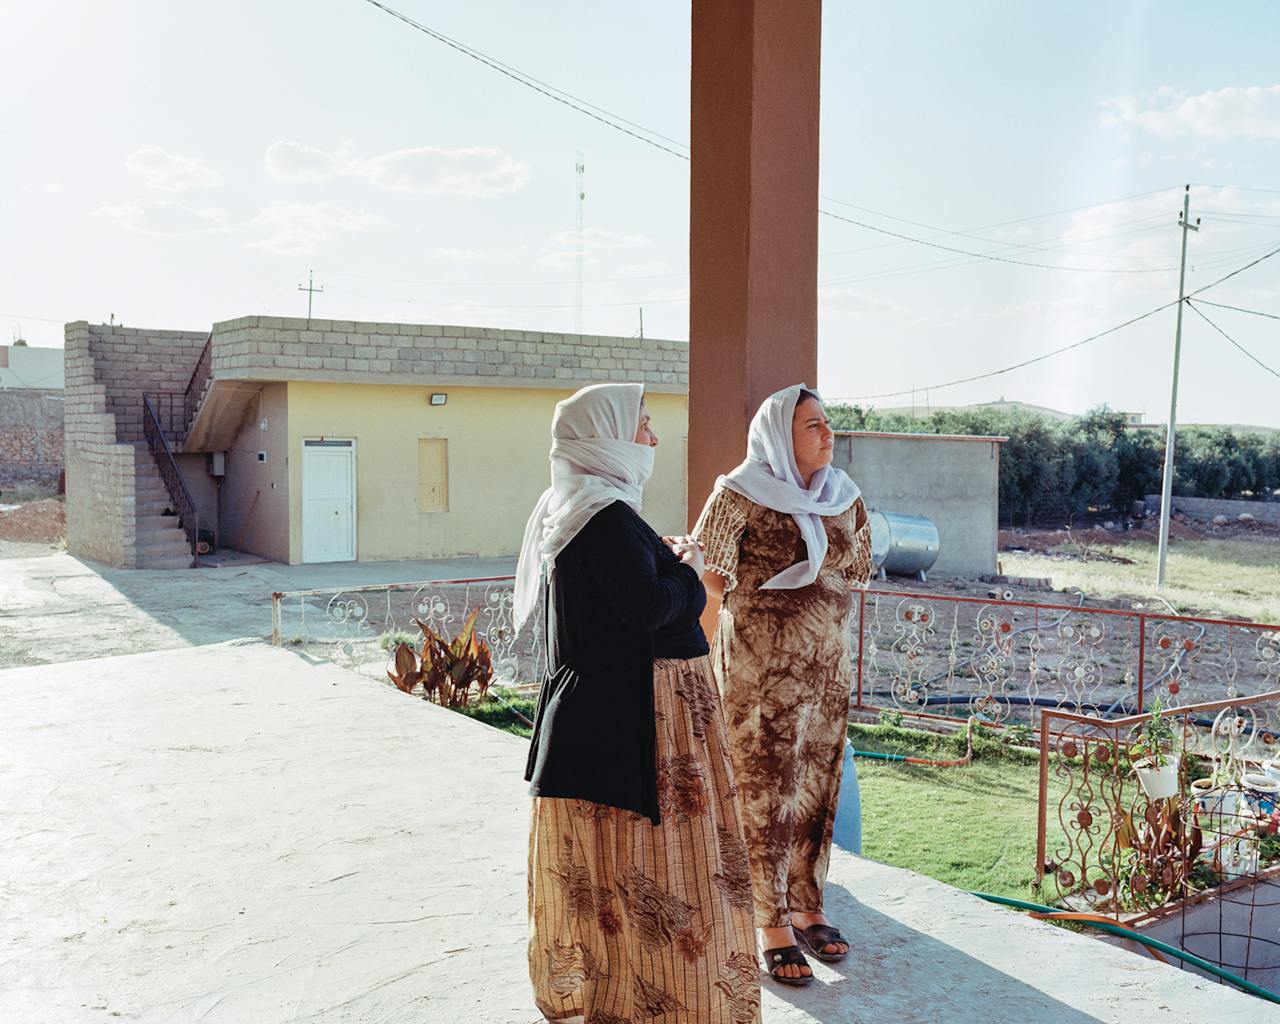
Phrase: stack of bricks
[{"left": 208, "top": 317, "right": 690, "bottom": 392}]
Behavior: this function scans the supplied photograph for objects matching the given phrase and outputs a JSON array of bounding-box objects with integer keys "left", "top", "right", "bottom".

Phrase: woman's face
[
  {"left": 634, "top": 402, "right": 659, "bottom": 447},
  {"left": 792, "top": 396, "right": 834, "bottom": 480}
]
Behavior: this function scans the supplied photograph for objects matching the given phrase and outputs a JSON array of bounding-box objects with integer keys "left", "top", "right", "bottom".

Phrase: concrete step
[
  {"left": 136, "top": 555, "right": 195, "bottom": 570},
  {"left": 136, "top": 537, "right": 193, "bottom": 558},
  {"left": 136, "top": 527, "right": 191, "bottom": 548},
  {"left": 136, "top": 500, "right": 179, "bottom": 516},
  {"left": 136, "top": 513, "right": 186, "bottom": 530}
]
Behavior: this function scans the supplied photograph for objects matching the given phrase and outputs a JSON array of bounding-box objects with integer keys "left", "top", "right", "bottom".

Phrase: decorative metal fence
[
  {"left": 1035, "top": 690, "right": 1280, "bottom": 920},
  {"left": 852, "top": 587, "right": 1280, "bottom": 723},
  {"left": 270, "top": 575, "right": 545, "bottom": 686}
]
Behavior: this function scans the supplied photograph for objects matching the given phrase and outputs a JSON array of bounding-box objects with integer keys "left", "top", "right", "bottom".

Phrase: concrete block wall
[
  {"left": 833, "top": 431, "right": 1003, "bottom": 577},
  {"left": 87, "top": 325, "right": 209, "bottom": 443},
  {"left": 208, "top": 317, "right": 689, "bottom": 392},
  {"left": 0, "top": 388, "right": 64, "bottom": 491},
  {"left": 1146, "top": 493, "right": 1280, "bottom": 528},
  {"left": 63, "top": 322, "right": 138, "bottom": 567}
]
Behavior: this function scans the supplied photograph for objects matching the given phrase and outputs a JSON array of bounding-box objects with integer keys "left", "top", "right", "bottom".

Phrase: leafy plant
[
  {"left": 877, "top": 709, "right": 905, "bottom": 729},
  {"left": 1129, "top": 697, "right": 1177, "bottom": 770},
  {"left": 387, "top": 608, "right": 494, "bottom": 708},
  {"left": 379, "top": 629, "right": 418, "bottom": 652}
]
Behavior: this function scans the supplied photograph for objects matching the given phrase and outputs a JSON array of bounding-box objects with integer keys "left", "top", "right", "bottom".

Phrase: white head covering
[
  {"left": 718, "top": 383, "right": 860, "bottom": 590},
  {"left": 514, "top": 383, "right": 655, "bottom": 634}
]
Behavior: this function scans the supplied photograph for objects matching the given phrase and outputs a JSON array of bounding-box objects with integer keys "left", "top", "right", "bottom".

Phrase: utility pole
[
  {"left": 1155, "top": 185, "right": 1200, "bottom": 587},
  {"left": 638, "top": 307, "right": 644, "bottom": 339},
  {"left": 575, "top": 151, "right": 585, "bottom": 335},
  {"left": 298, "top": 269, "right": 324, "bottom": 323}
]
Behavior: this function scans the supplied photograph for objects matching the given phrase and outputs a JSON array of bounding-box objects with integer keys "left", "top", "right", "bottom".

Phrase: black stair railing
[
  {"left": 142, "top": 392, "right": 200, "bottom": 567},
  {"left": 183, "top": 331, "right": 213, "bottom": 434}
]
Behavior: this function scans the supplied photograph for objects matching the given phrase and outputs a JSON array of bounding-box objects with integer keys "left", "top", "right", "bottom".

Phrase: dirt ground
[
  {"left": 1000, "top": 510, "right": 1280, "bottom": 558},
  {"left": 0, "top": 496, "right": 64, "bottom": 557}
]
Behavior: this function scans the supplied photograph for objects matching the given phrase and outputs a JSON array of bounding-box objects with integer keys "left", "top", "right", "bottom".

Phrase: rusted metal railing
[
  {"left": 1035, "top": 689, "right": 1280, "bottom": 919},
  {"left": 852, "top": 587, "right": 1280, "bottom": 724}
]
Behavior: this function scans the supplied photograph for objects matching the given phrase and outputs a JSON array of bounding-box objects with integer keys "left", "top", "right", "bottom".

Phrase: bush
[{"left": 824, "top": 402, "right": 1279, "bottom": 526}]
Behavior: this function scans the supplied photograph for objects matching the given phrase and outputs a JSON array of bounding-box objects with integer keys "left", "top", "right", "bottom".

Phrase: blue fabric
[{"left": 833, "top": 739, "right": 862, "bottom": 854}]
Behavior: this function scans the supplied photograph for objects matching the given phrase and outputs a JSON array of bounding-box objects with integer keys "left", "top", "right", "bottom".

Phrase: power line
[
  {"left": 838, "top": 242, "right": 1280, "bottom": 402},
  {"left": 839, "top": 299, "right": 1180, "bottom": 402},
  {"left": 818, "top": 207, "right": 1192, "bottom": 275},
  {"left": 0, "top": 311, "right": 66, "bottom": 324},
  {"left": 1187, "top": 301, "right": 1280, "bottom": 381},
  {"left": 360, "top": 0, "right": 692, "bottom": 160},
  {"left": 358, "top": 3, "right": 1200, "bottom": 279},
  {"left": 1186, "top": 243, "right": 1280, "bottom": 297},
  {"left": 1189, "top": 298, "right": 1280, "bottom": 322}
]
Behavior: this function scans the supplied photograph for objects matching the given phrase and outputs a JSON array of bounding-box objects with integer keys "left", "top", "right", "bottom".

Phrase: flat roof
[{"left": 836, "top": 430, "right": 1009, "bottom": 444}]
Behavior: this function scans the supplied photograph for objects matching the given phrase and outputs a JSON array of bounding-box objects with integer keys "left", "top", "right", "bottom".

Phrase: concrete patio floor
[
  {"left": 3, "top": 641, "right": 1275, "bottom": 1023},
  {"left": 0, "top": 553, "right": 518, "bottom": 669}
]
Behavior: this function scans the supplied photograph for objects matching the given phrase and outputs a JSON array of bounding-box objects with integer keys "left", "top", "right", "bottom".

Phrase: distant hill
[{"left": 838, "top": 398, "right": 1278, "bottom": 435}]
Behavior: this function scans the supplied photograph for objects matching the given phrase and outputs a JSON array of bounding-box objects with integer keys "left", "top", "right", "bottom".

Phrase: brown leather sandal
[
  {"left": 763, "top": 944, "right": 814, "bottom": 986},
  {"left": 796, "top": 923, "right": 849, "bottom": 963}
]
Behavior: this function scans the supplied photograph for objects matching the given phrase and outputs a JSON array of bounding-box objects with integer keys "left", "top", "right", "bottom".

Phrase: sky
[{"left": 2, "top": 1, "right": 1278, "bottom": 426}]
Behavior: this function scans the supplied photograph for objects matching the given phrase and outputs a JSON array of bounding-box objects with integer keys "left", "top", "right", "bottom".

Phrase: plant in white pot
[{"left": 1131, "top": 697, "right": 1181, "bottom": 800}]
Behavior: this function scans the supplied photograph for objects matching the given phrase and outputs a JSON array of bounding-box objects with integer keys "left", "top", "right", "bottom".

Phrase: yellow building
[{"left": 64, "top": 317, "right": 690, "bottom": 569}]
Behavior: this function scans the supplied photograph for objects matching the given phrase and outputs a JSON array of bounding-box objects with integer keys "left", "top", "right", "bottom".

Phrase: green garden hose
[{"left": 970, "top": 891, "right": 1280, "bottom": 1006}]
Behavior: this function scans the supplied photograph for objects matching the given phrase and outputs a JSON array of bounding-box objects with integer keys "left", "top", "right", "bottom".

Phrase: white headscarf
[
  {"left": 718, "top": 384, "right": 860, "bottom": 590},
  {"left": 514, "top": 383, "right": 655, "bottom": 634}
]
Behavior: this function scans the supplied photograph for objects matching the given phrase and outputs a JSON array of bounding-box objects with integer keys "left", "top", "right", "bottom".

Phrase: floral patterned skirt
[{"left": 528, "top": 656, "right": 761, "bottom": 1024}]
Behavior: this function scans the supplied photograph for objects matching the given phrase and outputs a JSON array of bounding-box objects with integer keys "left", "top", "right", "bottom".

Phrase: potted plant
[{"left": 1131, "top": 697, "right": 1181, "bottom": 799}]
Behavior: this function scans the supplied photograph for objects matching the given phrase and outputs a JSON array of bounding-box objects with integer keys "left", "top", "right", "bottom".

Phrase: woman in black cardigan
[{"left": 516, "top": 383, "right": 761, "bottom": 1024}]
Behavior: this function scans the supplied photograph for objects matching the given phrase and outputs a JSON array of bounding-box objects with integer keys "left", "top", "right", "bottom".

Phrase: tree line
[{"left": 824, "top": 404, "right": 1280, "bottom": 527}]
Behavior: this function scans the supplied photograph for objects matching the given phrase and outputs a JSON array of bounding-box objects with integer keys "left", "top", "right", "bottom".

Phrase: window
[{"left": 417, "top": 438, "right": 449, "bottom": 512}]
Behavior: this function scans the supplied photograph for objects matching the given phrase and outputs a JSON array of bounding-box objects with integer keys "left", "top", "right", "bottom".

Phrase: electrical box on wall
[
  {"left": 257, "top": 451, "right": 267, "bottom": 463},
  {"left": 208, "top": 452, "right": 226, "bottom": 477}
]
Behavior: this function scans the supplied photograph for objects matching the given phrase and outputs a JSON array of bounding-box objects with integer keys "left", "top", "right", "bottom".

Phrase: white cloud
[
  {"left": 125, "top": 145, "right": 223, "bottom": 191},
  {"left": 264, "top": 141, "right": 356, "bottom": 183},
  {"left": 552, "top": 227, "right": 649, "bottom": 250},
  {"left": 364, "top": 147, "right": 529, "bottom": 196},
  {"left": 91, "top": 200, "right": 230, "bottom": 236},
  {"left": 538, "top": 250, "right": 599, "bottom": 269},
  {"left": 264, "top": 141, "right": 530, "bottom": 197},
  {"left": 248, "top": 201, "right": 382, "bottom": 255},
  {"left": 432, "top": 247, "right": 489, "bottom": 262},
  {"left": 1101, "top": 85, "right": 1280, "bottom": 140},
  {"left": 618, "top": 260, "right": 676, "bottom": 277}
]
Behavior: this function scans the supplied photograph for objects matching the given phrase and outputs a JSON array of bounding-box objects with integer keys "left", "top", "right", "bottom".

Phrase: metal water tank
[{"left": 868, "top": 510, "right": 940, "bottom": 581}]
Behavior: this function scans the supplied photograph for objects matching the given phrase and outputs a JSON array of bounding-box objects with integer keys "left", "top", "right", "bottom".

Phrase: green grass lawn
[
  {"left": 850, "top": 722, "right": 1061, "bottom": 904},
  {"left": 460, "top": 696, "right": 1077, "bottom": 906},
  {"left": 1003, "top": 538, "right": 1280, "bottom": 624}
]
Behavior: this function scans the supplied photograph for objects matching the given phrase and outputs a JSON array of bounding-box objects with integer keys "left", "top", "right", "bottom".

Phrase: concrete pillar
[{"left": 687, "top": 0, "right": 823, "bottom": 525}]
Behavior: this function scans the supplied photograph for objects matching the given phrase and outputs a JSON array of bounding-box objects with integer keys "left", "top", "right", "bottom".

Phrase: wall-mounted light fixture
[{"left": 429, "top": 393, "right": 448, "bottom": 406}]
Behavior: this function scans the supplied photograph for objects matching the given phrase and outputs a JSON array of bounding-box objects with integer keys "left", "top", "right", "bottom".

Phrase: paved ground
[
  {"left": 0, "top": 553, "right": 517, "bottom": 669},
  {"left": 2, "top": 641, "right": 1272, "bottom": 1023}
]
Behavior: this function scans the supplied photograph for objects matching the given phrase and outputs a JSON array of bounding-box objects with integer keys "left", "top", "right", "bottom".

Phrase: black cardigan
[{"left": 524, "top": 501, "right": 708, "bottom": 825}]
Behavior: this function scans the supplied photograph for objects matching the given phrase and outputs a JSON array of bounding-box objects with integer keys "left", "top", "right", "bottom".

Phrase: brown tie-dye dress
[{"left": 692, "top": 486, "right": 874, "bottom": 929}]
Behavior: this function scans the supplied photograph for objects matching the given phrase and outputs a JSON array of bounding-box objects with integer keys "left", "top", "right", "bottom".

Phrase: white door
[{"left": 302, "top": 439, "right": 356, "bottom": 563}]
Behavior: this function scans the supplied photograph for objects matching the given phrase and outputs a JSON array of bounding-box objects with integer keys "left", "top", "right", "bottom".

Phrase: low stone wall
[
  {"left": 0, "top": 388, "right": 64, "bottom": 491},
  {"left": 209, "top": 316, "right": 689, "bottom": 393},
  {"left": 1145, "top": 493, "right": 1280, "bottom": 527}
]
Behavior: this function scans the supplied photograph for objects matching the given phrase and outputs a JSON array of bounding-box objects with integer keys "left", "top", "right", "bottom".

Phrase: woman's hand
[{"left": 663, "top": 535, "right": 706, "bottom": 577}]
